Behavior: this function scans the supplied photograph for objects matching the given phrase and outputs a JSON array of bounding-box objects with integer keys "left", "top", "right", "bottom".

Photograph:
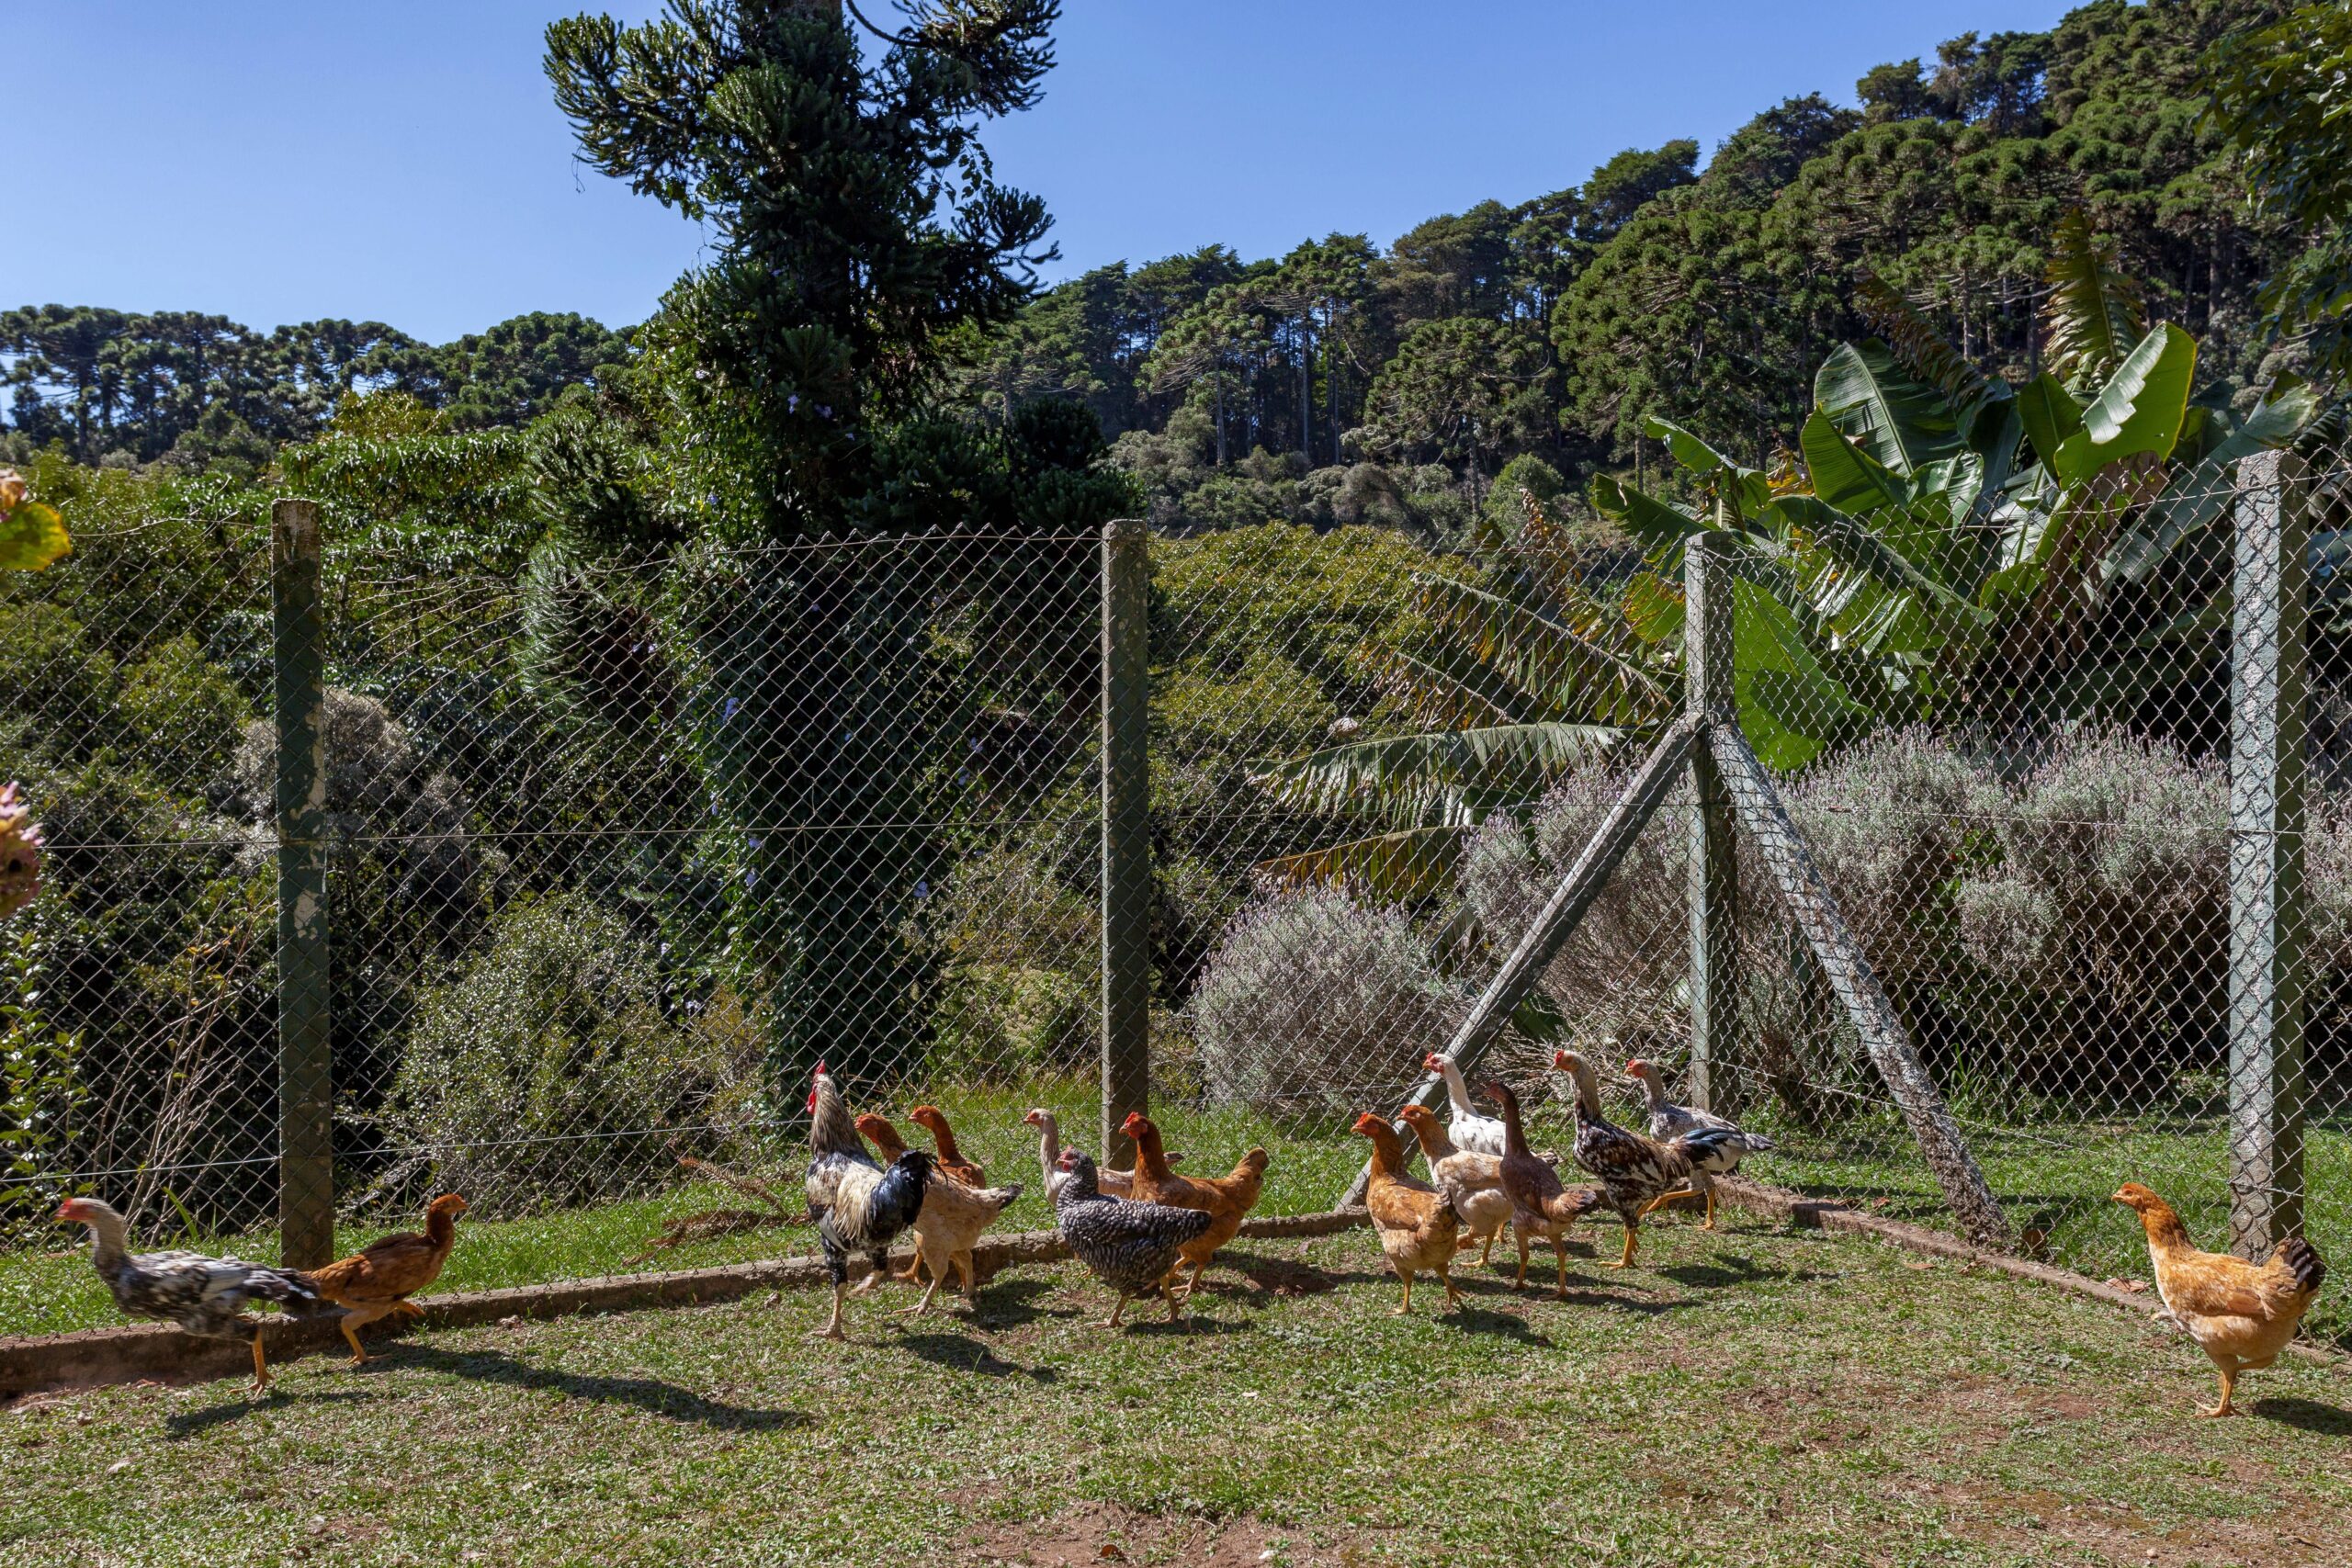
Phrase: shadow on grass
[
  {"left": 1653, "top": 1252, "right": 1833, "bottom": 1292},
  {"left": 1121, "top": 1312, "right": 1251, "bottom": 1338},
  {"left": 893, "top": 1329, "right": 1062, "bottom": 1382},
  {"left": 965, "top": 1277, "right": 1079, "bottom": 1329},
  {"left": 2250, "top": 1395, "right": 2352, "bottom": 1435},
  {"left": 1442, "top": 1306, "right": 1555, "bottom": 1347},
  {"left": 164, "top": 1387, "right": 379, "bottom": 1439},
  {"left": 1221, "top": 1254, "right": 1374, "bottom": 1297},
  {"left": 359, "top": 1346, "right": 808, "bottom": 1431}
]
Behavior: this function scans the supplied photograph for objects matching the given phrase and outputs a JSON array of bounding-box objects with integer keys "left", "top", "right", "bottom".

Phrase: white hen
[{"left": 1421, "top": 1051, "right": 1506, "bottom": 1157}]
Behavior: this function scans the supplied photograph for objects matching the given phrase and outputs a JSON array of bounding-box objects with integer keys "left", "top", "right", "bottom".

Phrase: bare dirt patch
[{"left": 964, "top": 1500, "right": 1372, "bottom": 1567}]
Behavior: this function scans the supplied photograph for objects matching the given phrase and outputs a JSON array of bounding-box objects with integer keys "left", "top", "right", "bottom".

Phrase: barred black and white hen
[
  {"left": 1050, "top": 1147, "right": 1214, "bottom": 1327},
  {"left": 1624, "top": 1056, "right": 1777, "bottom": 1230},
  {"left": 1550, "top": 1050, "right": 1741, "bottom": 1269},
  {"left": 57, "top": 1198, "right": 319, "bottom": 1391},
  {"left": 803, "top": 1061, "right": 933, "bottom": 1341}
]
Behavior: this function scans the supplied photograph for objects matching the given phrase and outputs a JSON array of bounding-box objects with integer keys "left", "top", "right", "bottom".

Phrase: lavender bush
[{"left": 1189, "top": 885, "right": 1464, "bottom": 1116}]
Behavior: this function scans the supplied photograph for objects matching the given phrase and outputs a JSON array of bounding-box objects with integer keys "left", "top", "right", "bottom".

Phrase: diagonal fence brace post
[
  {"left": 1706, "top": 724, "right": 2010, "bottom": 1249},
  {"left": 1337, "top": 714, "right": 1702, "bottom": 1209}
]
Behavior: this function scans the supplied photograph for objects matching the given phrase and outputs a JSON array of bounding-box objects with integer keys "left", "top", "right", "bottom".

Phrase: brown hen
[
  {"left": 1119, "top": 1111, "right": 1267, "bottom": 1298},
  {"left": 308, "top": 1193, "right": 467, "bottom": 1364}
]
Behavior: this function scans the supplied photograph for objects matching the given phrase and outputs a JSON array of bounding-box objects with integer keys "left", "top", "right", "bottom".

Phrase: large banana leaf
[
  {"left": 2051, "top": 323, "right": 2196, "bottom": 479},
  {"left": 1732, "top": 580, "right": 1867, "bottom": 771},
  {"left": 1814, "top": 340, "right": 1966, "bottom": 476},
  {"left": 1255, "top": 827, "right": 1464, "bottom": 904},
  {"left": 1798, "top": 408, "right": 1907, "bottom": 516},
  {"left": 1248, "top": 723, "right": 1624, "bottom": 830},
  {"left": 2017, "top": 373, "right": 2084, "bottom": 469},
  {"left": 1590, "top": 472, "right": 1709, "bottom": 558},
  {"left": 2099, "top": 381, "right": 2324, "bottom": 585},
  {"left": 1643, "top": 417, "right": 1771, "bottom": 515}
]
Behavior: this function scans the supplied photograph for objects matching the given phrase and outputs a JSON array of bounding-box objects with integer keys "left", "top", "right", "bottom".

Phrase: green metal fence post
[
  {"left": 1684, "top": 531, "right": 1738, "bottom": 1112},
  {"left": 2228, "top": 449, "right": 2309, "bottom": 1258},
  {"left": 1101, "top": 518, "right": 1153, "bottom": 1173},
  {"left": 273, "top": 498, "right": 334, "bottom": 1270}
]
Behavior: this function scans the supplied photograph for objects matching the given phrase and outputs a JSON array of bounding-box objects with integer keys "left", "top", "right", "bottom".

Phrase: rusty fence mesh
[{"left": 4, "top": 437, "right": 2349, "bottom": 1342}]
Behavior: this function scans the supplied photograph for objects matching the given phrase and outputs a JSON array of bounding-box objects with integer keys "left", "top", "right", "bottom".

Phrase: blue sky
[{"left": 17, "top": 1, "right": 2077, "bottom": 344}]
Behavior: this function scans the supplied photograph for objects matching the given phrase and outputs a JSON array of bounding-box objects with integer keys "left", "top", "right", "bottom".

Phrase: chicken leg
[
  {"left": 895, "top": 1260, "right": 950, "bottom": 1318},
  {"left": 246, "top": 1329, "right": 270, "bottom": 1393},
  {"left": 336, "top": 1302, "right": 398, "bottom": 1365},
  {"left": 1392, "top": 1271, "right": 1415, "bottom": 1315},
  {"left": 1161, "top": 1279, "right": 1184, "bottom": 1324},
  {"left": 2200, "top": 1364, "right": 2240, "bottom": 1418},
  {"left": 810, "top": 1282, "right": 849, "bottom": 1341},
  {"left": 1605, "top": 1221, "right": 1639, "bottom": 1269}
]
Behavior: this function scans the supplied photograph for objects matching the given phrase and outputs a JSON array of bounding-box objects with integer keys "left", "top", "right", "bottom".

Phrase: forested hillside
[
  {"left": 968, "top": 0, "right": 2315, "bottom": 536},
  {"left": 4, "top": 0, "right": 2321, "bottom": 529}
]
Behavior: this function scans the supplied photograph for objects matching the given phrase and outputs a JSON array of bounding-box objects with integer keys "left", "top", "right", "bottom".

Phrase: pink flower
[{"left": 0, "top": 782, "right": 42, "bottom": 919}]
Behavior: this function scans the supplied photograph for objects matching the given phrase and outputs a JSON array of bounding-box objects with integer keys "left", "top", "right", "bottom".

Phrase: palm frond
[
  {"left": 1247, "top": 723, "right": 1625, "bottom": 830},
  {"left": 1853, "top": 271, "right": 1997, "bottom": 409},
  {"left": 1255, "top": 827, "right": 1465, "bottom": 904},
  {"left": 1356, "top": 642, "right": 1542, "bottom": 729},
  {"left": 1411, "top": 574, "right": 1674, "bottom": 728}
]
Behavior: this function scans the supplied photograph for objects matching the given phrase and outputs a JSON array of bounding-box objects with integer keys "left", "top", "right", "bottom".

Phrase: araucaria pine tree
[{"left": 544, "top": 0, "right": 1063, "bottom": 1092}]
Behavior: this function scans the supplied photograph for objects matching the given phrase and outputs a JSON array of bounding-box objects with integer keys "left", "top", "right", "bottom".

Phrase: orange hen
[
  {"left": 307, "top": 1193, "right": 467, "bottom": 1364},
  {"left": 1353, "top": 1111, "right": 1461, "bottom": 1314},
  {"left": 1119, "top": 1111, "right": 1267, "bottom": 1298},
  {"left": 909, "top": 1105, "right": 986, "bottom": 1187},
  {"left": 2116, "top": 1182, "right": 2326, "bottom": 1416}
]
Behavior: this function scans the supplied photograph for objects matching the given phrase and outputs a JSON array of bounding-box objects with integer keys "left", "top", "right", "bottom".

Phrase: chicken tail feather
[{"left": 2277, "top": 1236, "right": 2328, "bottom": 1297}]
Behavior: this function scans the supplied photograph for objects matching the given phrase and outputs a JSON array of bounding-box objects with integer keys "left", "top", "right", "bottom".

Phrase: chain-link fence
[{"left": 6, "top": 438, "right": 2348, "bottom": 1342}]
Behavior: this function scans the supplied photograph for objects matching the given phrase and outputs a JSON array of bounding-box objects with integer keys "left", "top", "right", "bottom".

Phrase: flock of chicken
[{"left": 53, "top": 1048, "right": 2329, "bottom": 1418}]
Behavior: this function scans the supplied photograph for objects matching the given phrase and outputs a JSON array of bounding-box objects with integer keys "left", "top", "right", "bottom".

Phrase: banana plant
[
  {"left": 1594, "top": 213, "right": 2325, "bottom": 743},
  {"left": 1246, "top": 215, "right": 2325, "bottom": 903}
]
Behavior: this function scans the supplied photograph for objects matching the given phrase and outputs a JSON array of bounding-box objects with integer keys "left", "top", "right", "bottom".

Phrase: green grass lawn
[
  {"left": 9, "top": 1079, "right": 2350, "bottom": 1346},
  {"left": 5, "top": 1219, "right": 2348, "bottom": 1567}
]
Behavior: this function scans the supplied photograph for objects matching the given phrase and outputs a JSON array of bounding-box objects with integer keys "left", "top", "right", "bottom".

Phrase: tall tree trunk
[{"left": 1299, "top": 323, "right": 1312, "bottom": 469}]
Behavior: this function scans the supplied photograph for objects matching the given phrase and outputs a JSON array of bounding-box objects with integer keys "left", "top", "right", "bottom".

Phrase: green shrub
[
  {"left": 925, "top": 842, "right": 1096, "bottom": 1080},
  {"left": 0, "top": 602, "right": 116, "bottom": 744},
  {"left": 388, "top": 891, "right": 762, "bottom": 1211},
  {"left": 1154, "top": 649, "right": 1335, "bottom": 764},
  {"left": 115, "top": 636, "right": 251, "bottom": 787}
]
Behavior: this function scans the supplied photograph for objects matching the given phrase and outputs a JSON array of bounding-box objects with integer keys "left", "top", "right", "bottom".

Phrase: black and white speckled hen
[
  {"left": 803, "top": 1061, "right": 932, "bottom": 1341},
  {"left": 57, "top": 1198, "right": 320, "bottom": 1391},
  {"left": 1623, "top": 1056, "right": 1776, "bottom": 1230},
  {"left": 1551, "top": 1049, "right": 1739, "bottom": 1269},
  {"left": 1050, "top": 1148, "right": 1214, "bottom": 1327}
]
